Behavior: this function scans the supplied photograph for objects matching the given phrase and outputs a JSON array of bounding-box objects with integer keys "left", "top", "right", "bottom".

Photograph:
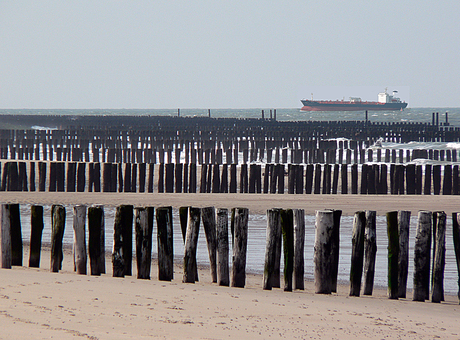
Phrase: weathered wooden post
[
  {"left": 424, "top": 164, "right": 432, "bottom": 195},
  {"left": 38, "top": 161, "right": 47, "bottom": 192},
  {"left": 330, "top": 209, "right": 342, "bottom": 293},
  {"left": 77, "top": 162, "right": 86, "bottom": 192},
  {"left": 156, "top": 206, "right": 174, "bottom": 281},
  {"left": 0, "top": 204, "right": 12, "bottom": 269},
  {"left": 112, "top": 205, "right": 133, "bottom": 277},
  {"left": 293, "top": 209, "right": 305, "bottom": 290},
  {"left": 73, "top": 205, "right": 87, "bottom": 274},
  {"left": 314, "top": 164, "right": 321, "bottom": 194},
  {"left": 216, "top": 208, "right": 229, "bottom": 286},
  {"left": 29, "top": 205, "right": 44, "bottom": 268},
  {"left": 386, "top": 211, "right": 399, "bottom": 299},
  {"left": 363, "top": 210, "right": 377, "bottom": 295},
  {"left": 350, "top": 211, "right": 366, "bottom": 297},
  {"left": 314, "top": 210, "right": 334, "bottom": 294},
  {"left": 88, "top": 205, "right": 105, "bottom": 275},
  {"left": 158, "top": 163, "right": 164, "bottom": 193},
  {"left": 202, "top": 207, "right": 218, "bottom": 282},
  {"left": 51, "top": 205, "right": 66, "bottom": 273},
  {"left": 135, "top": 207, "right": 154, "bottom": 280},
  {"left": 231, "top": 207, "right": 249, "bottom": 288},
  {"left": 452, "top": 212, "right": 460, "bottom": 303},
  {"left": 264, "top": 209, "right": 281, "bottom": 290},
  {"left": 432, "top": 211, "right": 446, "bottom": 303},
  {"left": 413, "top": 211, "right": 432, "bottom": 301},
  {"left": 351, "top": 164, "right": 358, "bottom": 194},
  {"left": 9, "top": 204, "right": 22, "bottom": 266},
  {"left": 183, "top": 207, "right": 201, "bottom": 283},
  {"left": 281, "top": 209, "right": 294, "bottom": 292},
  {"left": 398, "top": 210, "right": 411, "bottom": 298}
]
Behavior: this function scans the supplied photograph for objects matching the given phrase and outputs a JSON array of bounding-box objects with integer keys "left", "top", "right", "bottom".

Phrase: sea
[{"left": 3, "top": 107, "right": 460, "bottom": 294}]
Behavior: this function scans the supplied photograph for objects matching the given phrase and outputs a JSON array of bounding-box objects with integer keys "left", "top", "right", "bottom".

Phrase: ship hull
[{"left": 301, "top": 100, "right": 408, "bottom": 112}]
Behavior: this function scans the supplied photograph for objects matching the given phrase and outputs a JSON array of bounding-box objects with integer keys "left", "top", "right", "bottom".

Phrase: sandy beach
[{"left": 1, "top": 192, "right": 460, "bottom": 339}]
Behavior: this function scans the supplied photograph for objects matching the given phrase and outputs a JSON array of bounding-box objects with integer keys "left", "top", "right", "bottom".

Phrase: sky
[{"left": 1, "top": 1, "right": 459, "bottom": 109}]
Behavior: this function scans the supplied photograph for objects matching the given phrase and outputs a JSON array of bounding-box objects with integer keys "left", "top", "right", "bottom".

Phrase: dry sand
[{"left": 1, "top": 192, "right": 460, "bottom": 339}]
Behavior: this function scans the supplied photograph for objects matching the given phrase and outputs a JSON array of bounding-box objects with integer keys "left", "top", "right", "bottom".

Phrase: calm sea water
[{"left": 1, "top": 107, "right": 460, "bottom": 126}]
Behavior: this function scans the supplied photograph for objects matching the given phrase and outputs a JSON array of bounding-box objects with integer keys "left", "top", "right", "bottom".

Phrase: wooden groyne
[
  {"left": 1, "top": 203, "right": 459, "bottom": 304},
  {"left": 1, "top": 161, "right": 459, "bottom": 195}
]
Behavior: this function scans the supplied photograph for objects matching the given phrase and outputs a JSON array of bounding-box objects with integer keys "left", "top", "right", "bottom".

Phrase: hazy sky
[{"left": 1, "top": 1, "right": 459, "bottom": 109}]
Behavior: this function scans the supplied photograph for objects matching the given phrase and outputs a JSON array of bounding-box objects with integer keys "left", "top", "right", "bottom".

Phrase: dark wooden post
[
  {"left": 88, "top": 205, "right": 105, "bottom": 276},
  {"left": 281, "top": 209, "right": 294, "bottom": 292},
  {"left": 112, "top": 205, "right": 133, "bottom": 277},
  {"left": 349, "top": 211, "right": 365, "bottom": 297},
  {"left": 38, "top": 161, "right": 47, "bottom": 192},
  {"left": 386, "top": 211, "right": 399, "bottom": 299},
  {"left": 305, "top": 164, "right": 313, "bottom": 194},
  {"left": 217, "top": 208, "right": 229, "bottom": 286},
  {"left": 231, "top": 207, "right": 249, "bottom": 288},
  {"left": 148, "top": 163, "right": 155, "bottom": 193},
  {"left": 72, "top": 205, "right": 87, "bottom": 274},
  {"left": 77, "top": 162, "right": 86, "bottom": 192},
  {"left": 200, "top": 164, "right": 207, "bottom": 193},
  {"left": 433, "top": 165, "right": 441, "bottom": 195},
  {"left": 314, "top": 210, "right": 334, "bottom": 294},
  {"left": 264, "top": 208, "right": 281, "bottom": 290},
  {"left": 398, "top": 211, "right": 411, "bottom": 298},
  {"left": 432, "top": 211, "right": 446, "bottom": 303},
  {"left": 202, "top": 207, "right": 218, "bottom": 282},
  {"left": 158, "top": 163, "right": 164, "bottom": 193},
  {"left": 229, "top": 164, "right": 237, "bottom": 193},
  {"left": 29, "top": 161, "right": 36, "bottom": 192},
  {"left": 413, "top": 211, "right": 432, "bottom": 301},
  {"left": 424, "top": 164, "right": 432, "bottom": 195},
  {"left": 1, "top": 204, "right": 12, "bottom": 268},
  {"left": 330, "top": 209, "right": 342, "bottom": 293},
  {"left": 314, "top": 164, "right": 321, "bottom": 194},
  {"left": 156, "top": 206, "right": 174, "bottom": 281},
  {"left": 363, "top": 210, "right": 377, "bottom": 295},
  {"left": 293, "top": 209, "right": 305, "bottom": 290},
  {"left": 29, "top": 205, "right": 44, "bottom": 268},
  {"left": 351, "top": 164, "right": 358, "bottom": 194},
  {"left": 50, "top": 205, "right": 66, "bottom": 273},
  {"left": 135, "top": 207, "right": 154, "bottom": 280},
  {"left": 442, "top": 165, "right": 452, "bottom": 195},
  {"left": 452, "top": 212, "right": 460, "bottom": 303},
  {"left": 9, "top": 204, "right": 22, "bottom": 266},
  {"left": 183, "top": 207, "right": 201, "bottom": 283}
]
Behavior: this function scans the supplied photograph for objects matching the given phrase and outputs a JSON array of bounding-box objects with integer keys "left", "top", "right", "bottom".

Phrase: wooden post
[
  {"left": 1, "top": 204, "right": 12, "bottom": 268},
  {"left": 413, "top": 211, "right": 432, "bottom": 301},
  {"left": 216, "top": 208, "right": 229, "bottom": 286},
  {"left": 293, "top": 209, "right": 305, "bottom": 290},
  {"left": 349, "top": 211, "right": 365, "bottom": 297},
  {"left": 50, "top": 205, "right": 66, "bottom": 273},
  {"left": 452, "top": 212, "right": 460, "bottom": 304},
  {"left": 88, "top": 206, "right": 104, "bottom": 276},
  {"left": 264, "top": 214, "right": 282, "bottom": 293},
  {"left": 29, "top": 205, "right": 44, "bottom": 268},
  {"left": 39, "top": 161, "right": 47, "bottom": 192},
  {"left": 202, "top": 207, "right": 218, "bottom": 282},
  {"left": 183, "top": 207, "right": 201, "bottom": 283},
  {"left": 432, "top": 211, "right": 446, "bottom": 303},
  {"left": 263, "top": 208, "right": 281, "bottom": 290},
  {"left": 314, "top": 164, "right": 321, "bottom": 194},
  {"left": 424, "top": 164, "right": 432, "bottom": 195},
  {"left": 314, "top": 210, "right": 334, "bottom": 294},
  {"left": 398, "top": 210, "right": 411, "bottom": 298},
  {"left": 156, "top": 206, "right": 174, "bottom": 281},
  {"left": 9, "top": 204, "right": 22, "bottom": 266},
  {"left": 351, "top": 164, "right": 358, "bottom": 194},
  {"left": 231, "top": 207, "right": 249, "bottom": 288},
  {"left": 77, "top": 162, "right": 86, "bottom": 192},
  {"left": 112, "top": 205, "right": 133, "bottom": 277},
  {"left": 281, "top": 209, "right": 294, "bottom": 292},
  {"left": 135, "top": 207, "right": 154, "bottom": 280},
  {"left": 363, "top": 210, "right": 377, "bottom": 295},
  {"left": 330, "top": 209, "right": 342, "bottom": 293},
  {"left": 73, "top": 205, "right": 87, "bottom": 274},
  {"left": 158, "top": 163, "right": 164, "bottom": 193},
  {"left": 386, "top": 211, "right": 399, "bottom": 299}
]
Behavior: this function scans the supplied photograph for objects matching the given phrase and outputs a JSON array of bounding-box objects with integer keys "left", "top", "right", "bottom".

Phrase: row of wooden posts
[
  {"left": 1, "top": 204, "right": 459, "bottom": 302},
  {"left": 1, "top": 141, "right": 459, "bottom": 165},
  {"left": 2, "top": 161, "right": 460, "bottom": 195}
]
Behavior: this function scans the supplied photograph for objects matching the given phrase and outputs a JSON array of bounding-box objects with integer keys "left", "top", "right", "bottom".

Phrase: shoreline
[{"left": 3, "top": 192, "right": 460, "bottom": 216}]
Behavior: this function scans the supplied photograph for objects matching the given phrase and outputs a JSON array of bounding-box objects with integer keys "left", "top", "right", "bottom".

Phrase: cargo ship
[{"left": 301, "top": 89, "right": 408, "bottom": 111}]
